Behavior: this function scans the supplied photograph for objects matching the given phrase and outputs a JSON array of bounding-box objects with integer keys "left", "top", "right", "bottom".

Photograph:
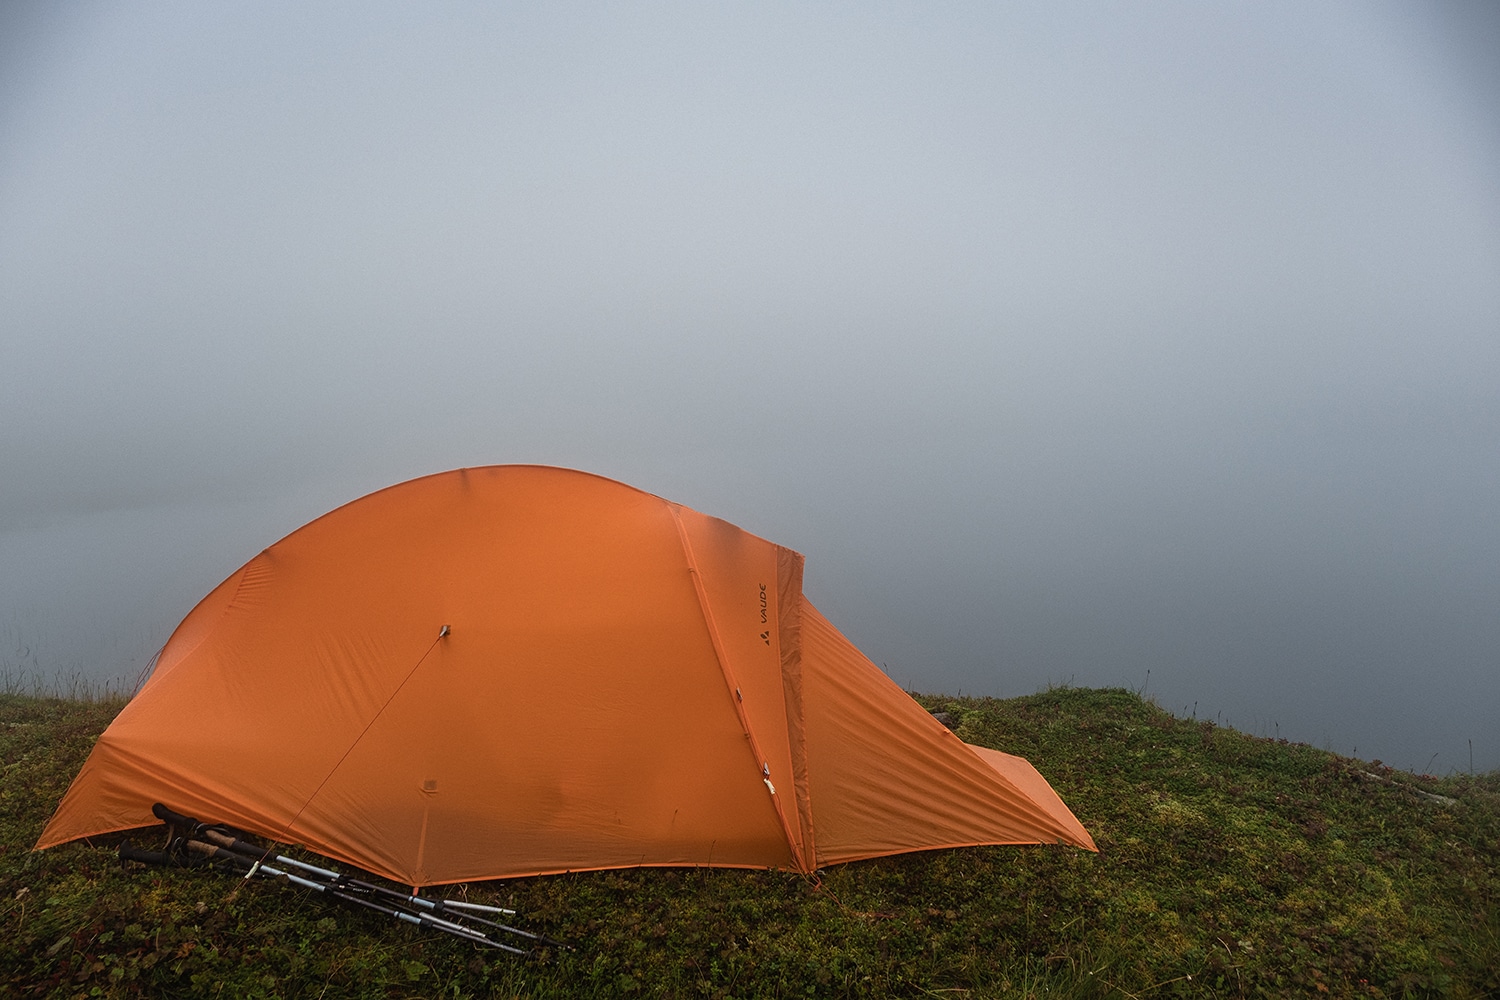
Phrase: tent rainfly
[{"left": 38, "top": 466, "right": 1095, "bottom": 885}]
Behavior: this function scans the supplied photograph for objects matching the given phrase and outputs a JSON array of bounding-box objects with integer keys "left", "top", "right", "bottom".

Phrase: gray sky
[{"left": 3, "top": 2, "right": 1498, "bottom": 771}]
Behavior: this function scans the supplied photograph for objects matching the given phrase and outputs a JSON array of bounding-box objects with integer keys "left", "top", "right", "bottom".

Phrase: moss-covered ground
[{"left": 2, "top": 687, "right": 1496, "bottom": 998}]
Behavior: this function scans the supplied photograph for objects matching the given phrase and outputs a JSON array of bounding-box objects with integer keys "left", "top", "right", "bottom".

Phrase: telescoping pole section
[{"left": 136, "top": 803, "right": 565, "bottom": 954}]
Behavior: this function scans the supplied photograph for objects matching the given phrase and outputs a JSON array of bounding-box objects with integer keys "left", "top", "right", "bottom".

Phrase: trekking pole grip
[
  {"left": 152, "top": 802, "right": 200, "bottom": 831},
  {"left": 119, "top": 841, "right": 177, "bottom": 867}
]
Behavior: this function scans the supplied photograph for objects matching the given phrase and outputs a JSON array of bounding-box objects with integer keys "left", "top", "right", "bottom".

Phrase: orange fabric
[
  {"left": 796, "top": 603, "right": 1096, "bottom": 860},
  {"left": 964, "top": 746, "right": 1096, "bottom": 851},
  {"left": 37, "top": 466, "right": 1095, "bottom": 884}
]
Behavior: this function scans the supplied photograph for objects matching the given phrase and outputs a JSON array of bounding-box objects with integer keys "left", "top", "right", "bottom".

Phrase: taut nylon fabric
[{"left": 38, "top": 466, "right": 1093, "bottom": 884}]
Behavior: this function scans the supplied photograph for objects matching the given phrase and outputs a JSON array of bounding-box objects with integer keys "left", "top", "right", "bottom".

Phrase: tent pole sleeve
[{"left": 775, "top": 548, "right": 817, "bottom": 869}]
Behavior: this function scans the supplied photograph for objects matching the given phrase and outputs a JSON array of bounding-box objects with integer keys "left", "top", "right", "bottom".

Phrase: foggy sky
[{"left": 3, "top": 2, "right": 1498, "bottom": 771}]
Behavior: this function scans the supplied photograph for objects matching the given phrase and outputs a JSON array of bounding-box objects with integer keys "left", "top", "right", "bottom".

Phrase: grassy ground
[{"left": 1, "top": 686, "right": 1495, "bottom": 998}]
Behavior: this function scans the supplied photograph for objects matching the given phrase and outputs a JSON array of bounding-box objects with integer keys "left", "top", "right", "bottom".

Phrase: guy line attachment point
[{"left": 439, "top": 625, "right": 451, "bottom": 638}]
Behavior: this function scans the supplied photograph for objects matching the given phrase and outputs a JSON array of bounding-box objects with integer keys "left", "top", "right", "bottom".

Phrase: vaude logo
[{"left": 759, "top": 584, "right": 770, "bottom": 644}]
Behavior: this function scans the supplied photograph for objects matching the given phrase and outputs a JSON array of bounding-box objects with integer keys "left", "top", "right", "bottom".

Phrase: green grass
[{"left": 2, "top": 686, "right": 1496, "bottom": 998}]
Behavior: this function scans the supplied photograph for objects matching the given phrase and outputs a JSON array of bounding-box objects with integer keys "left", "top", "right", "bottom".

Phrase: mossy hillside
[{"left": 2, "top": 687, "right": 1496, "bottom": 998}]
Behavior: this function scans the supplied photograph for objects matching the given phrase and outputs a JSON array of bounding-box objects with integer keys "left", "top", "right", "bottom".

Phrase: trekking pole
[
  {"left": 181, "top": 841, "right": 530, "bottom": 955},
  {"left": 433, "top": 898, "right": 517, "bottom": 917},
  {"left": 123, "top": 819, "right": 537, "bottom": 955},
  {"left": 151, "top": 802, "right": 206, "bottom": 840},
  {"left": 152, "top": 803, "right": 566, "bottom": 949},
  {"left": 190, "top": 826, "right": 567, "bottom": 949},
  {"left": 422, "top": 899, "right": 569, "bottom": 949},
  {"left": 118, "top": 840, "right": 214, "bottom": 869},
  {"left": 193, "top": 827, "right": 343, "bottom": 881}
]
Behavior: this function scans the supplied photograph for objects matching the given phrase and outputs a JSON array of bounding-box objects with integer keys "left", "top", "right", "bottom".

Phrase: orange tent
[{"left": 38, "top": 466, "right": 1094, "bottom": 884}]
